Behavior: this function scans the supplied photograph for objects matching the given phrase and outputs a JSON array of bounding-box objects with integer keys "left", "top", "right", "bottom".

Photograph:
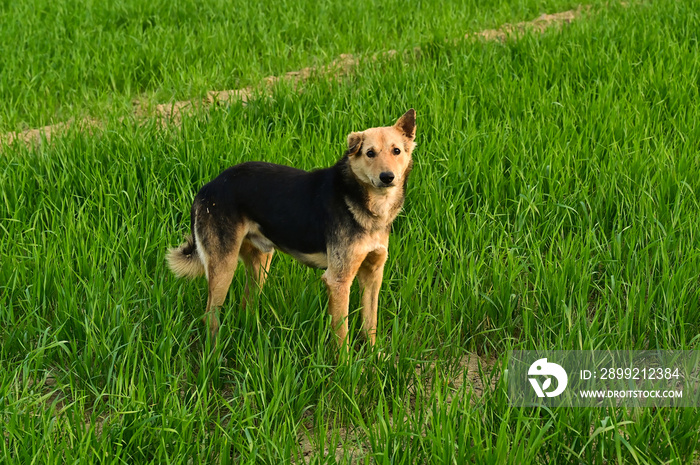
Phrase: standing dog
[{"left": 167, "top": 109, "right": 416, "bottom": 350}]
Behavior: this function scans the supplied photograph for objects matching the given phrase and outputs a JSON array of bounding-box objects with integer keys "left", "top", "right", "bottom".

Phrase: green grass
[
  {"left": 3, "top": 0, "right": 700, "bottom": 463},
  {"left": 0, "top": 0, "right": 592, "bottom": 133}
]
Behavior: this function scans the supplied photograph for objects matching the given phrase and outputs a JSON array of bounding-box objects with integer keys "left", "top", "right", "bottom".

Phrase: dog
[{"left": 166, "top": 109, "right": 416, "bottom": 350}]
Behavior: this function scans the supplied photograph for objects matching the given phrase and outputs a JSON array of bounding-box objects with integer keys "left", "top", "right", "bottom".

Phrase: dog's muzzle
[{"left": 379, "top": 171, "right": 395, "bottom": 186}]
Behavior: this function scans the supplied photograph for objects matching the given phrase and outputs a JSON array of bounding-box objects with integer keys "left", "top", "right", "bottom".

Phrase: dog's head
[{"left": 345, "top": 109, "right": 416, "bottom": 190}]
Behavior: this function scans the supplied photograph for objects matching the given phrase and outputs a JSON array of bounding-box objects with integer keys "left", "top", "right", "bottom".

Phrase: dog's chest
[
  {"left": 346, "top": 187, "right": 404, "bottom": 231},
  {"left": 369, "top": 188, "right": 403, "bottom": 221}
]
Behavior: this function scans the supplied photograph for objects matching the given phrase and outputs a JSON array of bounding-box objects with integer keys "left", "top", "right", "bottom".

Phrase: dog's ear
[
  {"left": 394, "top": 108, "right": 416, "bottom": 140},
  {"left": 346, "top": 131, "right": 364, "bottom": 156}
]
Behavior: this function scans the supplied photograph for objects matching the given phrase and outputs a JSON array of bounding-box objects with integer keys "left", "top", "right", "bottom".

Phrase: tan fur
[
  {"left": 201, "top": 223, "right": 247, "bottom": 339},
  {"left": 357, "top": 248, "right": 388, "bottom": 346},
  {"left": 347, "top": 126, "right": 413, "bottom": 194},
  {"left": 322, "top": 247, "right": 369, "bottom": 349},
  {"left": 289, "top": 251, "right": 329, "bottom": 269}
]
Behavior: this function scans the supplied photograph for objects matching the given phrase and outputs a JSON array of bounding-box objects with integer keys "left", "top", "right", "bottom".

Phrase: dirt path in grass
[{"left": 1, "top": 5, "right": 589, "bottom": 148}]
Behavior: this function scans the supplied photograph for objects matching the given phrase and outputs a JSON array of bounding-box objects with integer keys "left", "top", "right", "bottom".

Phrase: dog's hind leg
[
  {"left": 357, "top": 248, "right": 388, "bottom": 347},
  {"left": 239, "top": 240, "right": 274, "bottom": 310},
  {"left": 204, "top": 253, "right": 240, "bottom": 340},
  {"left": 200, "top": 228, "right": 245, "bottom": 341}
]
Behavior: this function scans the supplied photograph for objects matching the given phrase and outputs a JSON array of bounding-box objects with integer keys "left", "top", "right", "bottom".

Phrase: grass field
[
  {"left": 0, "top": 0, "right": 592, "bottom": 133},
  {"left": 2, "top": 0, "right": 700, "bottom": 463}
]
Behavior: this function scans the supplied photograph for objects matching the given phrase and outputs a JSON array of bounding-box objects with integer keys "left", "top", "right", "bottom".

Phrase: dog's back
[{"left": 193, "top": 160, "right": 365, "bottom": 259}]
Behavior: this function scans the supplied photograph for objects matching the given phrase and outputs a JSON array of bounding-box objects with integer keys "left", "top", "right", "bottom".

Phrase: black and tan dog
[{"left": 167, "top": 109, "right": 416, "bottom": 350}]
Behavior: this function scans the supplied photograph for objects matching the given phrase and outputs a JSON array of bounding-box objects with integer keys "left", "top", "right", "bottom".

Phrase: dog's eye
[
  {"left": 366, "top": 150, "right": 376, "bottom": 158},
  {"left": 393, "top": 148, "right": 401, "bottom": 155}
]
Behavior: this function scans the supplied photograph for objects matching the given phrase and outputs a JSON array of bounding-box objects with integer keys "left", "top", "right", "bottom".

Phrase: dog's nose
[{"left": 379, "top": 172, "right": 395, "bottom": 185}]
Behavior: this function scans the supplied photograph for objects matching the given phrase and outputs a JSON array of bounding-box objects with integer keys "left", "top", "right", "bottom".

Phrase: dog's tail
[{"left": 166, "top": 235, "right": 205, "bottom": 278}]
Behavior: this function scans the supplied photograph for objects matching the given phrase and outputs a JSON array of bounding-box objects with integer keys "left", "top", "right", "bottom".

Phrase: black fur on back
[{"left": 192, "top": 156, "right": 369, "bottom": 255}]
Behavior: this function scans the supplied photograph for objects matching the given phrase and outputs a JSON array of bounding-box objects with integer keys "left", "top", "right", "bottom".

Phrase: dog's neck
[
  {"left": 337, "top": 156, "right": 409, "bottom": 231},
  {"left": 365, "top": 184, "right": 405, "bottom": 222}
]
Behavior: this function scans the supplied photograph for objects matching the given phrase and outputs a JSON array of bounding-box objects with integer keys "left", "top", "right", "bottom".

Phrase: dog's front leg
[
  {"left": 322, "top": 274, "right": 352, "bottom": 352},
  {"left": 357, "top": 247, "right": 388, "bottom": 347},
  {"left": 322, "top": 252, "right": 364, "bottom": 353}
]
